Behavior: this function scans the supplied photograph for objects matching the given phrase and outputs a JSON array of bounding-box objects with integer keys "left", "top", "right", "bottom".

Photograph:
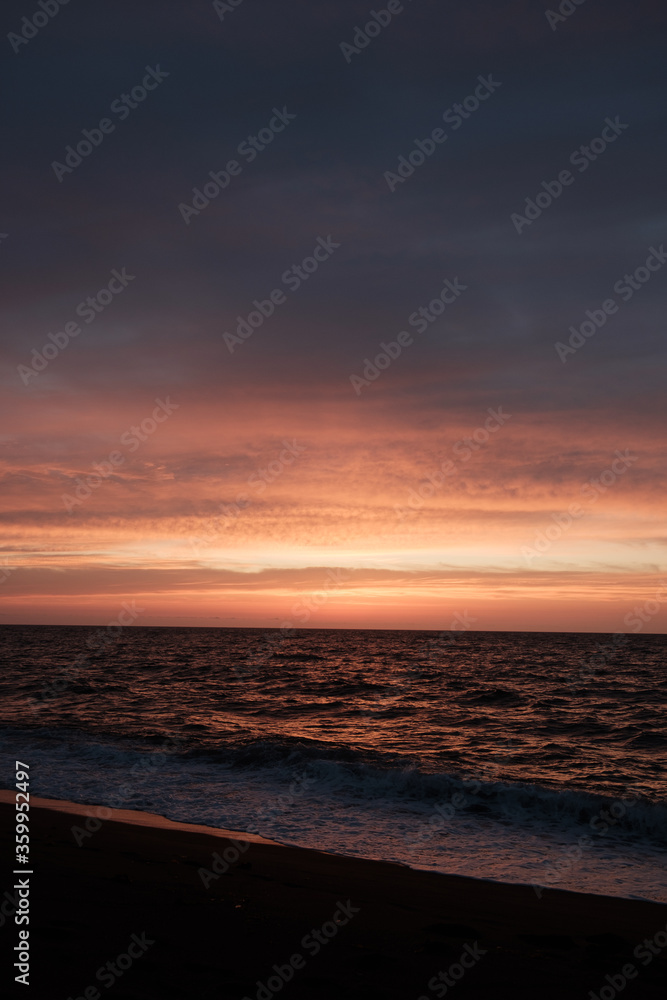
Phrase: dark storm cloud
[{"left": 1, "top": 0, "right": 666, "bottom": 416}]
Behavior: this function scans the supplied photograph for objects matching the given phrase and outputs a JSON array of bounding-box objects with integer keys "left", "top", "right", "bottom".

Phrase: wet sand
[{"left": 1, "top": 792, "right": 666, "bottom": 999}]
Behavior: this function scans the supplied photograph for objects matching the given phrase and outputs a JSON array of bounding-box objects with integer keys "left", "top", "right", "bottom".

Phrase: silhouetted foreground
[{"left": 1, "top": 795, "right": 666, "bottom": 999}]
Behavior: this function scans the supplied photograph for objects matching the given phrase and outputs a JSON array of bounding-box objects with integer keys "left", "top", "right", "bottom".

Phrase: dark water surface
[{"left": 2, "top": 626, "right": 665, "bottom": 900}]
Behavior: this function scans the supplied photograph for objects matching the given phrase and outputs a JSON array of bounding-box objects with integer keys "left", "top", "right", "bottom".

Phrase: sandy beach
[{"left": 2, "top": 792, "right": 666, "bottom": 999}]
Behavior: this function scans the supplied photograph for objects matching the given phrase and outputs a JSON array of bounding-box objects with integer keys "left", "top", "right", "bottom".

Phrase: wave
[
  {"left": 462, "top": 686, "right": 525, "bottom": 705},
  {"left": 272, "top": 758, "right": 667, "bottom": 843},
  {"left": 2, "top": 725, "right": 665, "bottom": 844}
]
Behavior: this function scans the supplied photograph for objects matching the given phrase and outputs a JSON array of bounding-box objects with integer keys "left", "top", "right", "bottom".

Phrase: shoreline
[
  {"left": 2, "top": 794, "right": 667, "bottom": 998},
  {"left": 3, "top": 788, "right": 664, "bottom": 905}
]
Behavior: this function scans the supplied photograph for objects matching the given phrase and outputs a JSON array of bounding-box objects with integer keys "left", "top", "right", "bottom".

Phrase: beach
[{"left": 2, "top": 793, "right": 666, "bottom": 999}]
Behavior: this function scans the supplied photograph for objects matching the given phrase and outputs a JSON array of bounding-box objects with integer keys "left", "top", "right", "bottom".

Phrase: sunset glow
[
  {"left": 2, "top": 381, "right": 665, "bottom": 629},
  {"left": 1, "top": 0, "right": 665, "bottom": 633}
]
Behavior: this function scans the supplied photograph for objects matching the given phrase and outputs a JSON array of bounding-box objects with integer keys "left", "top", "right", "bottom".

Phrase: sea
[{"left": 1, "top": 625, "right": 665, "bottom": 902}]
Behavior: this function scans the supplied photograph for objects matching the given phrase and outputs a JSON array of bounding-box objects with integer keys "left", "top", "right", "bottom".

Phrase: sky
[{"left": 1, "top": 0, "right": 666, "bottom": 632}]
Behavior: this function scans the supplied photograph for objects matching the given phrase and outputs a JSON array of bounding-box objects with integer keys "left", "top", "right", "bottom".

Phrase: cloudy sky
[{"left": 1, "top": 0, "right": 666, "bottom": 631}]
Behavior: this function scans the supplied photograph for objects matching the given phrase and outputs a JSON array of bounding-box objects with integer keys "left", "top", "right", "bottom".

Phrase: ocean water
[{"left": 1, "top": 625, "right": 665, "bottom": 902}]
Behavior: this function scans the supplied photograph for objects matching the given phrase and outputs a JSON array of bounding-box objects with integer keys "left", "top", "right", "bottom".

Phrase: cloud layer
[{"left": 1, "top": 0, "right": 666, "bottom": 630}]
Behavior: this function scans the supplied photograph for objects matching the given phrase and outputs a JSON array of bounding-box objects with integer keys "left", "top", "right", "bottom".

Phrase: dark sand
[{"left": 1, "top": 793, "right": 666, "bottom": 999}]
